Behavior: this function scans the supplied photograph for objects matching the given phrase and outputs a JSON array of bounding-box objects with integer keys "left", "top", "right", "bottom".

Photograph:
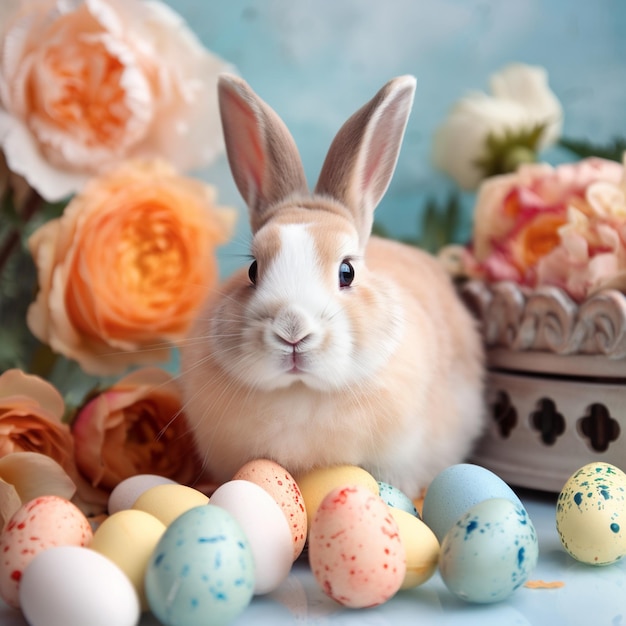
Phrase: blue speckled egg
[
  {"left": 145, "top": 504, "right": 255, "bottom": 626},
  {"left": 422, "top": 463, "right": 522, "bottom": 542},
  {"left": 556, "top": 462, "right": 626, "bottom": 566},
  {"left": 439, "top": 498, "right": 538, "bottom": 603},
  {"left": 377, "top": 481, "right": 419, "bottom": 517}
]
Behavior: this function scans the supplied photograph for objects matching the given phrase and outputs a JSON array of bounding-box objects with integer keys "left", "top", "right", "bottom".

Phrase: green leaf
[{"left": 559, "top": 137, "right": 626, "bottom": 162}]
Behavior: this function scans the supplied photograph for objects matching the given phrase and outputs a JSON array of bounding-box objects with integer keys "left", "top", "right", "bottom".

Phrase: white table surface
[{"left": 1, "top": 488, "right": 624, "bottom": 626}]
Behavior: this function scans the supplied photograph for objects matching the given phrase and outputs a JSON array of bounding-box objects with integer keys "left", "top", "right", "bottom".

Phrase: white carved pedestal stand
[{"left": 462, "top": 280, "right": 626, "bottom": 492}]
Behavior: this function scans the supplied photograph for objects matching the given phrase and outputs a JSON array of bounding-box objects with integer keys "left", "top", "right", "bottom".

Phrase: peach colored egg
[
  {"left": 0, "top": 495, "right": 92, "bottom": 608},
  {"left": 308, "top": 485, "right": 406, "bottom": 608},
  {"left": 233, "top": 459, "right": 307, "bottom": 560}
]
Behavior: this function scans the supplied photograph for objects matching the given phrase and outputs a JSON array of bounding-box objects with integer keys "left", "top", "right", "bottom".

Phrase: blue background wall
[{"left": 169, "top": 0, "right": 626, "bottom": 278}]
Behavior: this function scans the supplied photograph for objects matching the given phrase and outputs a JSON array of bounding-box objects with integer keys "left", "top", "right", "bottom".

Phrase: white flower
[
  {"left": 0, "top": 0, "right": 233, "bottom": 202},
  {"left": 432, "top": 63, "right": 563, "bottom": 190}
]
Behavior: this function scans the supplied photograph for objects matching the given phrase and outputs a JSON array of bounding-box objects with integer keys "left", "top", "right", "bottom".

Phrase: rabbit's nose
[{"left": 271, "top": 307, "right": 317, "bottom": 348}]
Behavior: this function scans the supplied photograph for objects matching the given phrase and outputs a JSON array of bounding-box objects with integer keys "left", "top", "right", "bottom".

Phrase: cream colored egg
[
  {"left": 390, "top": 508, "right": 439, "bottom": 589},
  {"left": 132, "top": 484, "right": 208, "bottom": 526},
  {"left": 90, "top": 509, "right": 166, "bottom": 609},
  {"left": 556, "top": 462, "right": 626, "bottom": 566},
  {"left": 233, "top": 459, "right": 307, "bottom": 560},
  {"left": 295, "top": 465, "right": 379, "bottom": 528}
]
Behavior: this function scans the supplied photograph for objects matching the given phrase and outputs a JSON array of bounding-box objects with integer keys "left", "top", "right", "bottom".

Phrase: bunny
[{"left": 180, "top": 74, "right": 485, "bottom": 498}]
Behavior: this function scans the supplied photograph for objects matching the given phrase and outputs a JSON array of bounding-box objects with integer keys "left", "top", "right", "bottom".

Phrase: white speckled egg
[
  {"left": 19, "top": 546, "right": 140, "bottom": 626},
  {"left": 145, "top": 504, "right": 254, "bottom": 626},
  {"left": 378, "top": 481, "right": 419, "bottom": 517},
  {"left": 0, "top": 495, "right": 93, "bottom": 608},
  {"left": 422, "top": 463, "right": 522, "bottom": 542},
  {"left": 108, "top": 474, "right": 178, "bottom": 514},
  {"left": 556, "top": 462, "right": 626, "bottom": 566},
  {"left": 439, "top": 498, "right": 538, "bottom": 604},
  {"left": 308, "top": 485, "right": 405, "bottom": 608},
  {"left": 210, "top": 480, "right": 293, "bottom": 595},
  {"left": 233, "top": 459, "right": 307, "bottom": 560}
]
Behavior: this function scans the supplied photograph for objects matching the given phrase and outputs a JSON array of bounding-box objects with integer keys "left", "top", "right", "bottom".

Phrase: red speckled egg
[
  {"left": 0, "top": 495, "right": 93, "bottom": 608},
  {"left": 233, "top": 459, "right": 307, "bottom": 560},
  {"left": 308, "top": 485, "right": 406, "bottom": 608}
]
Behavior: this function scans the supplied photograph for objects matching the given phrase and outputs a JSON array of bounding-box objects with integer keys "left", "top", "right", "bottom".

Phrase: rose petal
[
  {"left": 0, "top": 479, "right": 22, "bottom": 531},
  {"left": 0, "top": 451, "right": 76, "bottom": 505},
  {"left": 0, "top": 369, "right": 65, "bottom": 422}
]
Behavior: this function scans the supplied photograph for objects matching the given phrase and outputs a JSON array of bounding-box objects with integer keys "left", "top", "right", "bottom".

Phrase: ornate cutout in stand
[
  {"left": 491, "top": 390, "right": 517, "bottom": 438},
  {"left": 579, "top": 403, "right": 620, "bottom": 452},
  {"left": 530, "top": 398, "right": 566, "bottom": 446}
]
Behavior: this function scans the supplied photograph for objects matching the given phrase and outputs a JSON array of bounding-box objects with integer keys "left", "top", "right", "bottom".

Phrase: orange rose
[
  {"left": 0, "top": 369, "right": 74, "bottom": 474},
  {"left": 72, "top": 367, "right": 204, "bottom": 493},
  {"left": 0, "top": 0, "right": 231, "bottom": 201},
  {"left": 27, "top": 159, "right": 234, "bottom": 375}
]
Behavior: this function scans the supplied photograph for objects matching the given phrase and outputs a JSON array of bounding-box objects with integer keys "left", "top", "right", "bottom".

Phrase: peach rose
[
  {"left": 0, "top": 369, "right": 75, "bottom": 471},
  {"left": 72, "top": 367, "right": 204, "bottom": 493},
  {"left": 0, "top": 0, "right": 232, "bottom": 201},
  {"left": 27, "top": 159, "right": 235, "bottom": 375}
]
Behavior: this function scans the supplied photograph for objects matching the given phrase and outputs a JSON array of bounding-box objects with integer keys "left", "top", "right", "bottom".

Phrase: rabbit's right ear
[{"left": 218, "top": 74, "right": 309, "bottom": 233}]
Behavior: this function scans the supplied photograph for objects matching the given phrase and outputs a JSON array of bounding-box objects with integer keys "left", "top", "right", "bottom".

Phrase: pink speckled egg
[
  {"left": 0, "top": 495, "right": 93, "bottom": 608},
  {"left": 233, "top": 459, "right": 307, "bottom": 560},
  {"left": 308, "top": 485, "right": 406, "bottom": 608}
]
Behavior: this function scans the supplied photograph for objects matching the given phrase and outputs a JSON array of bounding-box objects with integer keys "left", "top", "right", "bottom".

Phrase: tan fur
[{"left": 179, "top": 75, "right": 485, "bottom": 497}]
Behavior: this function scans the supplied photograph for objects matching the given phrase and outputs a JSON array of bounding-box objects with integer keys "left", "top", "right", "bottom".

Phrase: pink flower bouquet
[{"left": 456, "top": 156, "right": 626, "bottom": 302}]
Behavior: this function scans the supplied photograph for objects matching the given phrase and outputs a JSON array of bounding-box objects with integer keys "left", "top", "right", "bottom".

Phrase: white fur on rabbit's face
[{"left": 211, "top": 209, "right": 403, "bottom": 392}]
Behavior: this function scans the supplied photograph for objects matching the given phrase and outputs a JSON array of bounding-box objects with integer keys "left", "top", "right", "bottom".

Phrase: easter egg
[
  {"left": 308, "top": 485, "right": 405, "bottom": 608},
  {"left": 90, "top": 509, "right": 166, "bottom": 609},
  {"left": 132, "top": 483, "right": 208, "bottom": 526},
  {"left": 145, "top": 504, "right": 255, "bottom": 626},
  {"left": 233, "top": 458, "right": 307, "bottom": 560},
  {"left": 422, "top": 463, "right": 522, "bottom": 542},
  {"left": 19, "top": 546, "right": 140, "bottom": 626},
  {"left": 108, "top": 474, "right": 178, "bottom": 514},
  {"left": 296, "top": 465, "right": 379, "bottom": 528},
  {"left": 389, "top": 508, "right": 439, "bottom": 589},
  {"left": 0, "top": 495, "right": 93, "bottom": 608},
  {"left": 556, "top": 462, "right": 626, "bottom": 565},
  {"left": 378, "top": 481, "right": 419, "bottom": 517},
  {"left": 439, "top": 497, "right": 538, "bottom": 603},
  {"left": 210, "top": 480, "right": 293, "bottom": 594}
]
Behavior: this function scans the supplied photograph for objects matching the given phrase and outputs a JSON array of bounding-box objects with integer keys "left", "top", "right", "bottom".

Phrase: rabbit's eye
[
  {"left": 248, "top": 260, "right": 258, "bottom": 285},
  {"left": 339, "top": 260, "right": 354, "bottom": 288}
]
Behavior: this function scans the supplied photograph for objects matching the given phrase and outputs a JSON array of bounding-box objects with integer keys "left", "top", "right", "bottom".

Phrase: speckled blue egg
[
  {"left": 145, "top": 504, "right": 255, "bottom": 626},
  {"left": 556, "top": 462, "right": 626, "bottom": 566},
  {"left": 422, "top": 463, "right": 522, "bottom": 542},
  {"left": 439, "top": 497, "right": 538, "bottom": 604},
  {"left": 377, "top": 481, "right": 419, "bottom": 517}
]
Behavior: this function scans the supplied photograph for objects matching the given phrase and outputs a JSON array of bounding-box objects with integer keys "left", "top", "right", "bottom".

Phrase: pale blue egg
[
  {"left": 439, "top": 498, "right": 539, "bottom": 603},
  {"left": 422, "top": 463, "right": 522, "bottom": 542},
  {"left": 377, "top": 481, "right": 419, "bottom": 517},
  {"left": 145, "top": 504, "right": 255, "bottom": 626}
]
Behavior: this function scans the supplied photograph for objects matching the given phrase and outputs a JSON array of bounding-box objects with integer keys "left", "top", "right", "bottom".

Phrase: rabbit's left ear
[{"left": 314, "top": 76, "right": 416, "bottom": 246}]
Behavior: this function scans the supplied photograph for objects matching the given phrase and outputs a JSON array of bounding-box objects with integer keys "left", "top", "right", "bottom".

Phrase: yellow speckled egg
[
  {"left": 389, "top": 508, "right": 439, "bottom": 589},
  {"left": 556, "top": 462, "right": 626, "bottom": 566},
  {"left": 309, "top": 485, "right": 405, "bottom": 608},
  {"left": 295, "top": 465, "right": 379, "bottom": 528},
  {"left": 233, "top": 459, "right": 307, "bottom": 560},
  {"left": 90, "top": 509, "right": 166, "bottom": 609},
  {"left": 132, "top": 484, "right": 208, "bottom": 526}
]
